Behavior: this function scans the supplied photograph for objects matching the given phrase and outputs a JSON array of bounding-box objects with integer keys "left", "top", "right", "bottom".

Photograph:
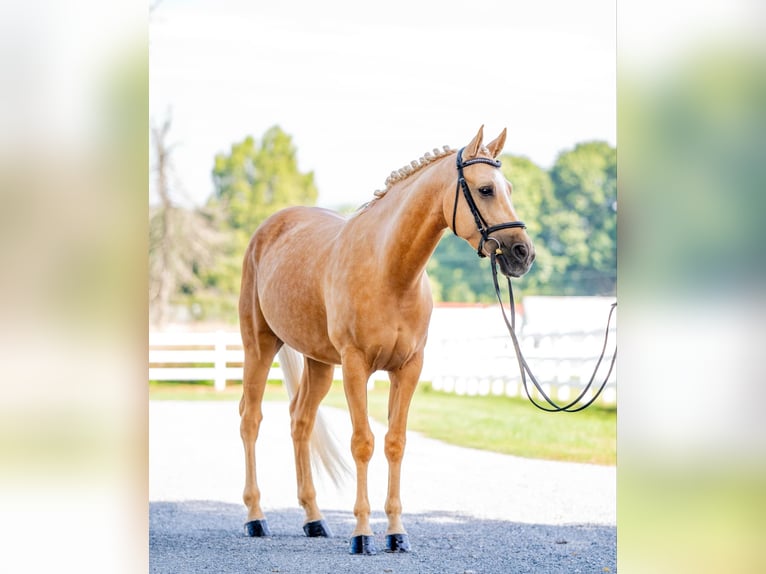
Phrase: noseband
[{"left": 451, "top": 147, "right": 526, "bottom": 257}]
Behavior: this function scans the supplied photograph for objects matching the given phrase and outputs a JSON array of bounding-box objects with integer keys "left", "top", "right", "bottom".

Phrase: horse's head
[{"left": 443, "top": 126, "right": 535, "bottom": 278}]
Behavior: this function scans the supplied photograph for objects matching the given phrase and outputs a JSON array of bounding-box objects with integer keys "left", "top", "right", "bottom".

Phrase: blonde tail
[{"left": 277, "top": 346, "right": 351, "bottom": 488}]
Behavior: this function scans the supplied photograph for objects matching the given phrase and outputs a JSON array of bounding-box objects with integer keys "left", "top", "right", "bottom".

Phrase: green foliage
[
  {"left": 620, "top": 50, "right": 766, "bottom": 297},
  {"left": 180, "top": 126, "right": 318, "bottom": 322},
  {"left": 210, "top": 126, "right": 318, "bottom": 235},
  {"left": 427, "top": 233, "right": 496, "bottom": 303},
  {"left": 546, "top": 142, "right": 617, "bottom": 294},
  {"left": 501, "top": 154, "right": 566, "bottom": 294}
]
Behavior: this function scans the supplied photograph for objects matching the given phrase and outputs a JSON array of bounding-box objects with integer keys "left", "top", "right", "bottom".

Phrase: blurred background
[
  {"left": 0, "top": 1, "right": 147, "bottom": 572},
  {"left": 0, "top": 0, "right": 763, "bottom": 572},
  {"left": 618, "top": 1, "right": 766, "bottom": 571}
]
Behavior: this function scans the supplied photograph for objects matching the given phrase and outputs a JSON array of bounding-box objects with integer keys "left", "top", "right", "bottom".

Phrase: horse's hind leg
[
  {"left": 382, "top": 352, "right": 423, "bottom": 552},
  {"left": 239, "top": 292, "right": 281, "bottom": 536},
  {"left": 289, "top": 357, "right": 334, "bottom": 537}
]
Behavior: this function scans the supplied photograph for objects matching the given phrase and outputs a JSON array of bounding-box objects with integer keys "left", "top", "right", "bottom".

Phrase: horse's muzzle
[{"left": 497, "top": 241, "right": 535, "bottom": 277}]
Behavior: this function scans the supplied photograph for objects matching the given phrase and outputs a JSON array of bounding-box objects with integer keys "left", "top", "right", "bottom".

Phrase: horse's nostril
[{"left": 511, "top": 243, "right": 528, "bottom": 262}]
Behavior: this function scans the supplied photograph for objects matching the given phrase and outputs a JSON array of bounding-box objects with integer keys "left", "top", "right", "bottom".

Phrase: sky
[{"left": 149, "top": 0, "right": 616, "bottom": 209}]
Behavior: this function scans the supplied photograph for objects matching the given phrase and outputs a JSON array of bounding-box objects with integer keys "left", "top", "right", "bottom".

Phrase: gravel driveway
[{"left": 150, "top": 401, "right": 616, "bottom": 573}]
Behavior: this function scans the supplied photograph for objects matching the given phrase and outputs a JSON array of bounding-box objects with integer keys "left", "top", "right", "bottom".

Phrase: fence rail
[{"left": 149, "top": 331, "right": 362, "bottom": 391}]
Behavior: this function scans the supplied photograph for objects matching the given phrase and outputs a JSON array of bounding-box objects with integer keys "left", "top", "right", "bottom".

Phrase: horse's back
[{"left": 250, "top": 206, "right": 345, "bottom": 259}]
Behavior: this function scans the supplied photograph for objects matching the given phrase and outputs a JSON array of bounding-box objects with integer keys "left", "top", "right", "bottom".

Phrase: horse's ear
[
  {"left": 486, "top": 128, "right": 507, "bottom": 158},
  {"left": 463, "top": 125, "right": 484, "bottom": 159}
]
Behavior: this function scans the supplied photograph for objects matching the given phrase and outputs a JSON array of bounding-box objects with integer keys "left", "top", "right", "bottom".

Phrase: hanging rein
[{"left": 451, "top": 147, "right": 617, "bottom": 412}]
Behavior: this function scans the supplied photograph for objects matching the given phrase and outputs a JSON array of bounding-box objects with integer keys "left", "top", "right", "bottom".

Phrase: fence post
[{"left": 214, "top": 330, "right": 226, "bottom": 391}]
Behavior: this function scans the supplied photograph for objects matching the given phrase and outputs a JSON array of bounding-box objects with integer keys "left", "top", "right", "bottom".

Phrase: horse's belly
[
  {"left": 255, "top": 261, "right": 341, "bottom": 364},
  {"left": 257, "top": 284, "right": 340, "bottom": 364}
]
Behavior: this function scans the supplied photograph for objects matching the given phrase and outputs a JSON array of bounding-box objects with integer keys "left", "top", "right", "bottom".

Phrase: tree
[
  {"left": 210, "top": 126, "right": 318, "bottom": 240},
  {"left": 500, "top": 154, "right": 567, "bottom": 294},
  {"left": 194, "top": 126, "right": 319, "bottom": 322},
  {"left": 547, "top": 142, "right": 617, "bottom": 294},
  {"left": 149, "top": 115, "right": 224, "bottom": 327},
  {"left": 149, "top": 117, "right": 174, "bottom": 327}
]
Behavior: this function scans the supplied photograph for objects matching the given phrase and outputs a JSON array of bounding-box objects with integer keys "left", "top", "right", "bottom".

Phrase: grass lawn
[{"left": 149, "top": 380, "right": 615, "bottom": 465}]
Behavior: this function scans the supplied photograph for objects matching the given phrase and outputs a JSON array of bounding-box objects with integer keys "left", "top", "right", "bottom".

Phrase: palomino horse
[{"left": 238, "top": 126, "right": 535, "bottom": 554}]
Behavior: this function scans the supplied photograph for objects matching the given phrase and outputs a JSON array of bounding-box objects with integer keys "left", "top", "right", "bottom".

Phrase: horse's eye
[{"left": 478, "top": 186, "right": 494, "bottom": 197}]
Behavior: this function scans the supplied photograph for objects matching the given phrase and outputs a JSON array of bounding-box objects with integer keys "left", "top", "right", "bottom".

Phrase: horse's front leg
[
  {"left": 341, "top": 349, "right": 377, "bottom": 555},
  {"left": 383, "top": 352, "right": 422, "bottom": 553}
]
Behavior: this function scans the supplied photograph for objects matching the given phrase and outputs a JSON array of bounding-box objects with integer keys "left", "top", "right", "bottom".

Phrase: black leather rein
[{"left": 489, "top": 257, "right": 618, "bottom": 413}]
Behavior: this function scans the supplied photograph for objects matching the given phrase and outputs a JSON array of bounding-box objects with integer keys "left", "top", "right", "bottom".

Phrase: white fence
[
  {"left": 149, "top": 331, "right": 260, "bottom": 392},
  {"left": 425, "top": 298, "right": 616, "bottom": 404},
  {"left": 149, "top": 298, "right": 616, "bottom": 404},
  {"left": 149, "top": 331, "right": 370, "bottom": 391}
]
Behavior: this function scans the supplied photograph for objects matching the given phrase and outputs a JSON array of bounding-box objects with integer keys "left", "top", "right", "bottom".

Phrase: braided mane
[{"left": 354, "top": 145, "right": 454, "bottom": 212}]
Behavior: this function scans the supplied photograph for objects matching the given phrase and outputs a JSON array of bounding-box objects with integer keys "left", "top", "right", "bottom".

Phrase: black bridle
[
  {"left": 451, "top": 146, "right": 526, "bottom": 257},
  {"left": 451, "top": 146, "right": 618, "bottom": 412}
]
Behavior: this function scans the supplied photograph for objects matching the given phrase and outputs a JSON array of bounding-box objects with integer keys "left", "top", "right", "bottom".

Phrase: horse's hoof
[
  {"left": 303, "top": 519, "right": 332, "bottom": 538},
  {"left": 384, "top": 533, "right": 411, "bottom": 553},
  {"left": 244, "top": 519, "right": 272, "bottom": 537},
  {"left": 349, "top": 534, "right": 377, "bottom": 555}
]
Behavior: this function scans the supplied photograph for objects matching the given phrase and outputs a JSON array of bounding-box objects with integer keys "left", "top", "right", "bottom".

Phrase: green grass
[{"left": 149, "top": 380, "right": 615, "bottom": 465}]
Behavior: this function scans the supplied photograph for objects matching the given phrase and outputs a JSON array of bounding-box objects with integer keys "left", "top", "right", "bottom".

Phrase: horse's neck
[{"left": 352, "top": 166, "right": 449, "bottom": 290}]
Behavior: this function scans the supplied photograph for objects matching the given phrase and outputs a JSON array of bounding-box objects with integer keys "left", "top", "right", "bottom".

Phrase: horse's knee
[
  {"left": 351, "top": 430, "right": 374, "bottom": 463},
  {"left": 240, "top": 409, "right": 263, "bottom": 442},
  {"left": 384, "top": 432, "right": 406, "bottom": 463}
]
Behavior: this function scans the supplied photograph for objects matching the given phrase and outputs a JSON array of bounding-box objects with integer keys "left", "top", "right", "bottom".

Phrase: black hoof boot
[
  {"left": 385, "top": 533, "right": 411, "bottom": 553},
  {"left": 303, "top": 519, "right": 332, "bottom": 538},
  {"left": 244, "top": 519, "right": 272, "bottom": 537},
  {"left": 349, "top": 534, "right": 377, "bottom": 555}
]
